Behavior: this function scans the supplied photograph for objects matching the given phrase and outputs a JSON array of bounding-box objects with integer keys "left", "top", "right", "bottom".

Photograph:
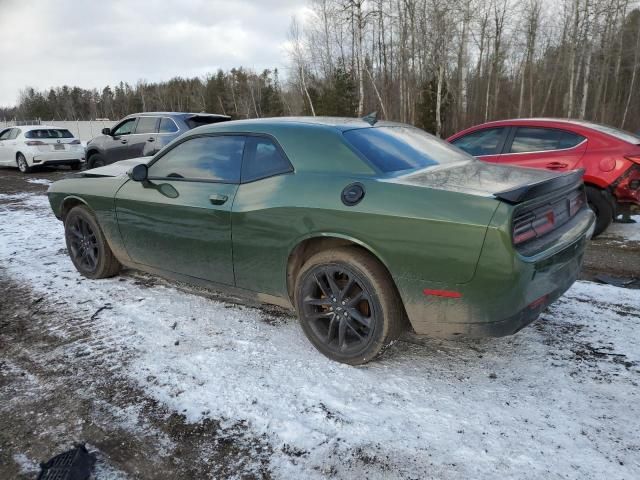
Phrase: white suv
[{"left": 0, "top": 125, "right": 84, "bottom": 173}]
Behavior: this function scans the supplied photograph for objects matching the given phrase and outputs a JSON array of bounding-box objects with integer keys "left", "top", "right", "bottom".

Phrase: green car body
[{"left": 48, "top": 117, "right": 595, "bottom": 353}]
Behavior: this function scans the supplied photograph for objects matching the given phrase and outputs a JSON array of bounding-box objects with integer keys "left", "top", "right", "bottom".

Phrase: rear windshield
[
  {"left": 573, "top": 121, "right": 640, "bottom": 145},
  {"left": 185, "top": 115, "right": 229, "bottom": 130},
  {"left": 25, "top": 129, "right": 74, "bottom": 139},
  {"left": 343, "top": 126, "right": 472, "bottom": 173}
]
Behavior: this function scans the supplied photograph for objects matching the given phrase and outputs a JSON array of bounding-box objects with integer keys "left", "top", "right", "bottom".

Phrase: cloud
[{"left": 0, "top": 0, "right": 306, "bottom": 106}]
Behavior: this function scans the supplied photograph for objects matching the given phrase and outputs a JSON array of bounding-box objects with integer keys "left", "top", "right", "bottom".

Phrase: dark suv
[{"left": 85, "top": 112, "right": 230, "bottom": 168}]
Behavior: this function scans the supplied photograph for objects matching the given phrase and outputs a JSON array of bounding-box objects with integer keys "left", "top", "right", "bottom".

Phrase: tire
[
  {"left": 70, "top": 162, "right": 81, "bottom": 171},
  {"left": 87, "top": 153, "right": 106, "bottom": 169},
  {"left": 64, "top": 205, "right": 121, "bottom": 279},
  {"left": 16, "top": 153, "right": 32, "bottom": 173},
  {"left": 586, "top": 186, "right": 613, "bottom": 238},
  {"left": 294, "top": 247, "right": 405, "bottom": 365}
]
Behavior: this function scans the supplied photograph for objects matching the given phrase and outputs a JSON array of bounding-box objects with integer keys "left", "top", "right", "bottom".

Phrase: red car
[{"left": 448, "top": 118, "right": 640, "bottom": 236}]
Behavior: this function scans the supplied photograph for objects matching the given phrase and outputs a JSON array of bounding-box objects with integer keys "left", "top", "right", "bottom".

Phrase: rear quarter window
[
  {"left": 159, "top": 117, "right": 179, "bottom": 133},
  {"left": 344, "top": 126, "right": 471, "bottom": 173},
  {"left": 241, "top": 137, "right": 292, "bottom": 182}
]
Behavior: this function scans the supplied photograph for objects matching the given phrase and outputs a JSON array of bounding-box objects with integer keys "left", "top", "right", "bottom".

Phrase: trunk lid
[
  {"left": 392, "top": 161, "right": 578, "bottom": 201},
  {"left": 393, "top": 161, "right": 590, "bottom": 256}
]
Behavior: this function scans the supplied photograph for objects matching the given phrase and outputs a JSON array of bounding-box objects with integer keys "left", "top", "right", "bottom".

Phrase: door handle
[
  {"left": 209, "top": 194, "right": 228, "bottom": 205},
  {"left": 546, "top": 161, "right": 567, "bottom": 169},
  {"left": 121, "top": 139, "right": 128, "bottom": 144},
  {"left": 148, "top": 137, "right": 155, "bottom": 142}
]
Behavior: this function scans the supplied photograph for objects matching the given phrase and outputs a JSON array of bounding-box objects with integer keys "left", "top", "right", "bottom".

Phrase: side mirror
[
  {"left": 101, "top": 127, "right": 111, "bottom": 136},
  {"left": 128, "top": 163, "right": 148, "bottom": 182}
]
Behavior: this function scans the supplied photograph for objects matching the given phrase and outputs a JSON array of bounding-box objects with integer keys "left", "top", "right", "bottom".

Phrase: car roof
[
  {"left": 196, "top": 116, "right": 407, "bottom": 133},
  {"left": 125, "top": 112, "right": 230, "bottom": 119},
  {"left": 449, "top": 118, "right": 640, "bottom": 144},
  {"left": 12, "top": 125, "right": 75, "bottom": 132}
]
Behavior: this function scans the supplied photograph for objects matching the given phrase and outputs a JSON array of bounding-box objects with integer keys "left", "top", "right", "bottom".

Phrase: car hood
[
  {"left": 391, "top": 161, "right": 581, "bottom": 203},
  {"left": 78, "top": 157, "right": 153, "bottom": 178}
]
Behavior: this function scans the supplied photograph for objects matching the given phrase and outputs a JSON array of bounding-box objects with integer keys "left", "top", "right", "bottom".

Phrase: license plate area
[{"left": 54, "top": 144, "right": 65, "bottom": 150}]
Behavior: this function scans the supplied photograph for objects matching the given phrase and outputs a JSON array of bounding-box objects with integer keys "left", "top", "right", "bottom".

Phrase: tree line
[
  {"left": 1, "top": 68, "right": 287, "bottom": 124},
  {"left": 2, "top": 0, "right": 639, "bottom": 137}
]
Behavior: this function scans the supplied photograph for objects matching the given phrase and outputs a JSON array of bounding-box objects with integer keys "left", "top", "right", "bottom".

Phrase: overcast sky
[{"left": 0, "top": 0, "right": 309, "bottom": 106}]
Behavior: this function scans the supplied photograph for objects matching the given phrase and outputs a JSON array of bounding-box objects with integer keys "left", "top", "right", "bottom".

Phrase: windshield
[
  {"left": 573, "top": 121, "right": 640, "bottom": 145},
  {"left": 343, "top": 126, "right": 472, "bottom": 173},
  {"left": 25, "top": 129, "right": 74, "bottom": 139}
]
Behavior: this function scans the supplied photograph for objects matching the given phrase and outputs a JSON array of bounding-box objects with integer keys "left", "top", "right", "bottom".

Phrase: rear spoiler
[
  {"left": 494, "top": 169, "right": 585, "bottom": 204},
  {"left": 186, "top": 114, "right": 231, "bottom": 123}
]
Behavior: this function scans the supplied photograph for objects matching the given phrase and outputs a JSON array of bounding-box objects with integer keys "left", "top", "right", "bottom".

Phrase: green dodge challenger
[{"left": 47, "top": 117, "right": 595, "bottom": 364}]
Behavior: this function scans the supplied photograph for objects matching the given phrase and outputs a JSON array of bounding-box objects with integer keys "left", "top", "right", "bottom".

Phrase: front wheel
[
  {"left": 294, "top": 247, "right": 405, "bottom": 365},
  {"left": 87, "top": 153, "right": 106, "bottom": 169},
  {"left": 64, "top": 205, "right": 121, "bottom": 279},
  {"left": 16, "top": 153, "right": 31, "bottom": 173},
  {"left": 586, "top": 186, "right": 613, "bottom": 238}
]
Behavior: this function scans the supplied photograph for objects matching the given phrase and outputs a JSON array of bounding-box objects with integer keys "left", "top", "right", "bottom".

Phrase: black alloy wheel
[
  {"left": 63, "top": 205, "right": 121, "bottom": 279},
  {"left": 300, "top": 265, "right": 375, "bottom": 355},
  {"left": 67, "top": 216, "right": 99, "bottom": 272},
  {"left": 295, "top": 247, "right": 404, "bottom": 365}
]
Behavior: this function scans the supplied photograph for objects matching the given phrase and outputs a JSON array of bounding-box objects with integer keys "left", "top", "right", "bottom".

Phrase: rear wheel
[
  {"left": 87, "top": 153, "right": 106, "bottom": 169},
  {"left": 294, "top": 247, "right": 405, "bottom": 365},
  {"left": 64, "top": 205, "right": 121, "bottom": 279},
  {"left": 586, "top": 186, "right": 613, "bottom": 237},
  {"left": 16, "top": 153, "right": 31, "bottom": 173}
]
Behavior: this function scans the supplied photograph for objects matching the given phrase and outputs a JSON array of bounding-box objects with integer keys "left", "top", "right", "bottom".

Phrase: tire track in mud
[{"left": 0, "top": 270, "right": 274, "bottom": 479}]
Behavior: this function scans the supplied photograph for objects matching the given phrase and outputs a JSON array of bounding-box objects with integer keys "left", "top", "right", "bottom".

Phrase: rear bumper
[
  {"left": 613, "top": 163, "right": 640, "bottom": 206},
  {"left": 30, "top": 150, "right": 84, "bottom": 164},
  {"left": 34, "top": 158, "right": 84, "bottom": 166},
  {"left": 399, "top": 207, "right": 594, "bottom": 338},
  {"left": 448, "top": 236, "right": 586, "bottom": 337}
]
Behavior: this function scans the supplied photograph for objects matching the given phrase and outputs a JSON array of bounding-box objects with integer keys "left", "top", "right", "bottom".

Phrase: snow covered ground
[
  {"left": 606, "top": 214, "right": 640, "bottom": 242},
  {"left": 1, "top": 192, "right": 639, "bottom": 479}
]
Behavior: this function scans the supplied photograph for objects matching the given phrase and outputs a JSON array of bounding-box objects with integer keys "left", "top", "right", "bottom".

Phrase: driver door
[
  {"left": 114, "top": 134, "right": 245, "bottom": 285},
  {"left": 105, "top": 117, "right": 138, "bottom": 163}
]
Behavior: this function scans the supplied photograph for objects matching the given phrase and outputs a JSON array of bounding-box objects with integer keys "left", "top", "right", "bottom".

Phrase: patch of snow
[
  {"left": 606, "top": 215, "right": 640, "bottom": 242},
  {"left": 1, "top": 193, "right": 639, "bottom": 479},
  {"left": 26, "top": 178, "right": 53, "bottom": 186},
  {"left": 12, "top": 453, "right": 40, "bottom": 475},
  {"left": 85, "top": 444, "right": 130, "bottom": 480}
]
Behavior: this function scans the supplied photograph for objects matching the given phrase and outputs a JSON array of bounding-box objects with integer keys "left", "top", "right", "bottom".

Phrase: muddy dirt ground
[{"left": 1, "top": 166, "right": 639, "bottom": 479}]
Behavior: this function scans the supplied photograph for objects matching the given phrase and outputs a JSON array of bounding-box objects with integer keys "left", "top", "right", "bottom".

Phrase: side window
[
  {"left": 557, "top": 131, "right": 585, "bottom": 149},
  {"left": 159, "top": 118, "right": 179, "bottom": 133},
  {"left": 241, "top": 137, "right": 292, "bottom": 182},
  {"left": 112, "top": 118, "right": 137, "bottom": 136},
  {"left": 9, "top": 128, "right": 21, "bottom": 139},
  {"left": 509, "top": 127, "right": 585, "bottom": 153},
  {"left": 135, "top": 116, "right": 159, "bottom": 134},
  {"left": 0, "top": 128, "right": 12, "bottom": 141},
  {"left": 148, "top": 135, "right": 245, "bottom": 182},
  {"left": 451, "top": 128, "right": 507, "bottom": 156}
]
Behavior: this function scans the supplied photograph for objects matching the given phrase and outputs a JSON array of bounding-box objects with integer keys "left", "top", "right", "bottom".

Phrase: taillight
[
  {"left": 25, "top": 140, "right": 45, "bottom": 146},
  {"left": 625, "top": 155, "right": 640, "bottom": 165},
  {"left": 69, "top": 139, "right": 81, "bottom": 145},
  {"left": 513, "top": 208, "right": 557, "bottom": 245},
  {"left": 569, "top": 192, "right": 585, "bottom": 216}
]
